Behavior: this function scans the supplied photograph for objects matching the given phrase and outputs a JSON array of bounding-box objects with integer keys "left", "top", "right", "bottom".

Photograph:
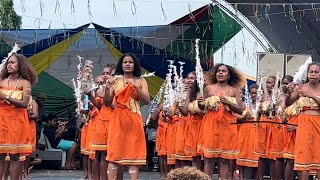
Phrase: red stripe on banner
[{"left": 170, "top": 5, "right": 209, "bottom": 25}]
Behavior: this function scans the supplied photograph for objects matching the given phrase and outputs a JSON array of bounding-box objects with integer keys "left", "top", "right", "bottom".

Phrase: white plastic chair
[{"left": 40, "top": 129, "right": 67, "bottom": 168}]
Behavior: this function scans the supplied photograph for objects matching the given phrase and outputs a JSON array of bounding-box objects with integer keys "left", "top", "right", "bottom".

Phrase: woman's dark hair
[
  {"left": 306, "top": 62, "right": 320, "bottom": 83},
  {"left": 282, "top": 75, "right": 293, "bottom": 83},
  {"left": 249, "top": 84, "right": 259, "bottom": 92},
  {"left": 115, "top": 53, "right": 141, "bottom": 77},
  {"left": 110, "top": 65, "right": 116, "bottom": 72},
  {"left": 47, "top": 113, "right": 57, "bottom": 122},
  {"left": 185, "top": 71, "right": 196, "bottom": 78},
  {"left": 211, "top": 63, "right": 243, "bottom": 87},
  {"left": 189, "top": 80, "right": 199, "bottom": 102}
]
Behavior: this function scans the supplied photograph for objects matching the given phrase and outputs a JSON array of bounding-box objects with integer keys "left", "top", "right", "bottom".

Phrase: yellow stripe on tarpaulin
[
  {"left": 98, "top": 32, "right": 164, "bottom": 97},
  {"left": 29, "top": 30, "right": 86, "bottom": 75}
]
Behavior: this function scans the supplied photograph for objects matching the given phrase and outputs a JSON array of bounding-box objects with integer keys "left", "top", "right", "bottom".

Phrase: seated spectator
[
  {"left": 166, "top": 167, "right": 210, "bottom": 180},
  {"left": 43, "top": 114, "right": 77, "bottom": 170}
]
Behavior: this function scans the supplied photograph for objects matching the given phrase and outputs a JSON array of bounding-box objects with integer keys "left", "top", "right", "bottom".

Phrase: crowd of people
[
  {"left": 79, "top": 53, "right": 320, "bottom": 180},
  {"left": 0, "top": 51, "right": 319, "bottom": 180},
  {"left": 151, "top": 62, "right": 320, "bottom": 180}
]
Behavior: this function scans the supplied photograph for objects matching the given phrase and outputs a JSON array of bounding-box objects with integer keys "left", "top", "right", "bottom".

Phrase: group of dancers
[
  {"left": 0, "top": 50, "right": 319, "bottom": 180},
  {"left": 78, "top": 53, "right": 320, "bottom": 180},
  {"left": 78, "top": 49, "right": 320, "bottom": 180},
  {"left": 151, "top": 62, "right": 320, "bottom": 180}
]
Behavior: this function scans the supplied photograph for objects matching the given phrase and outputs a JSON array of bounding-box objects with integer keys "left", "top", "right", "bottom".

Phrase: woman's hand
[
  {"left": 298, "top": 89, "right": 313, "bottom": 98},
  {"left": 287, "top": 83, "right": 297, "bottom": 94},
  {"left": 220, "top": 96, "right": 230, "bottom": 105}
]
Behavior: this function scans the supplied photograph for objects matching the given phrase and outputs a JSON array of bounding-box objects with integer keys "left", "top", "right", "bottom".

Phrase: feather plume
[
  {"left": 195, "top": 39, "right": 204, "bottom": 96},
  {"left": 243, "top": 83, "right": 252, "bottom": 109},
  {"left": 163, "top": 60, "right": 175, "bottom": 112},
  {"left": 72, "top": 56, "right": 84, "bottom": 114},
  {"left": 255, "top": 71, "right": 264, "bottom": 121},
  {"left": 141, "top": 72, "right": 155, "bottom": 78},
  {"left": 146, "top": 82, "right": 165, "bottom": 125},
  {"left": 293, "top": 56, "right": 312, "bottom": 83}
]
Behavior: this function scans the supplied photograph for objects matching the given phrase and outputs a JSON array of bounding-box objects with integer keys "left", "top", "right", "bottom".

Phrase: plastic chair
[{"left": 40, "top": 129, "right": 67, "bottom": 168}]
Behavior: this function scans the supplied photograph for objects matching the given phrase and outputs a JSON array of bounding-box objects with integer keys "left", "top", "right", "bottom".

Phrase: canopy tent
[
  {"left": 224, "top": 0, "right": 320, "bottom": 61},
  {"left": 0, "top": 4, "right": 255, "bottom": 118}
]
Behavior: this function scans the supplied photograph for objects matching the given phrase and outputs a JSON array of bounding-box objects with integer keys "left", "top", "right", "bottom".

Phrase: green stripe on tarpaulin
[
  {"left": 167, "top": 5, "right": 242, "bottom": 63},
  {"left": 32, "top": 71, "right": 76, "bottom": 118},
  {"left": 0, "top": 39, "right": 11, "bottom": 55}
]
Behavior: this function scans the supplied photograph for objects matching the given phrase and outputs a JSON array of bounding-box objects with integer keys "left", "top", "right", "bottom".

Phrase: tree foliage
[{"left": 0, "top": 0, "right": 21, "bottom": 29}]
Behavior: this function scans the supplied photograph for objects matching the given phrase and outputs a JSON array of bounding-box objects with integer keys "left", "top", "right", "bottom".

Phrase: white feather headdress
[{"left": 293, "top": 56, "right": 312, "bottom": 84}]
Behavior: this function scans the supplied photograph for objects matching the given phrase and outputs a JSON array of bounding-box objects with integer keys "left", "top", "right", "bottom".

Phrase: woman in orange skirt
[
  {"left": 165, "top": 108, "right": 180, "bottom": 173},
  {"left": 5, "top": 104, "right": 33, "bottom": 180},
  {"left": 80, "top": 104, "right": 97, "bottom": 180},
  {"left": 282, "top": 107, "right": 297, "bottom": 180},
  {"left": 87, "top": 74, "right": 109, "bottom": 180},
  {"left": 285, "top": 62, "right": 320, "bottom": 179},
  {"left": 254, "top": 76, "right": 281, "bottom": 180},
  {"left": 93, "top": 67, "right": 125, "bottom": 180},
  {"left": 182, "top": 93, "right": 203, "bottom": 170},
  {"left": 0, "top": 54, "right": 37, "bottom": 180},
  {"left": 181, "top": 72, "right": 212, "bottom": 170},
  {"left": 105, "top": 53, "right": 150, "bottom": 180},
  {"left": 153, "top": 107, "right": 168, "bottom": 179},
  {"left": 174, "top": 115, "right": 192, "bottom": 167},
  {"left": 272, "top": 75, "right": 294, "bottom": 180},
  {"left": 90, "top": 99, "right": 110, "bottom": 180},
  {"left": 197, "top": 64, "right": 244, "bottom": 179},
  {"left": 236, "top": 84, "right": 259, "bottom": 180},
  {"left": 174, "top": 73, "right": 195, "bottom": 168},
  {"left": 151, "top": 105, "right": 176, "bottom": 180}
]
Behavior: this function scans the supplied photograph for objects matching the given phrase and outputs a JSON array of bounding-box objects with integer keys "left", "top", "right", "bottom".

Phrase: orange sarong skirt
[
  {"left": 106, "top": 84, "right": 146, "bottom": 166},
  {"left": 198, "top": 107, "right": 238, "bottom": 159},
  {"left": 175, "top": 116, "right": 192, "bottom": 161},
  {"left": 0, "top": 103, "right": 31, "bottom": 154},
  {"left": 155, "top": 112, "right": 168, "bottom": 157},
  {"left": 166, "top": 118, "right": 178, "bottom": 165},
  {"left": 90, "top": 105, "right": 111, "bottom": 151},
  {"left": 282, "top": 116, "right": 297, "bottom": 160},
  {"left": 294, "top": 114, "right": 320, "bottom": 171},
  {"left": 237, "top": 122, "right": 259, "bottom": 167},
  {"left": 254, "top": 116, "right": 277, "bottom": 160},
  {"left": 184, "top": 114, "right": 203, "bottom": 157}
]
